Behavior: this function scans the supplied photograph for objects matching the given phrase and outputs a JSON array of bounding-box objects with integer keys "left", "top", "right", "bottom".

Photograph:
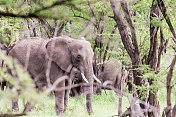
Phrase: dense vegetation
[{"left": 0, "top": 0, "right": 175, "bottom": 117}]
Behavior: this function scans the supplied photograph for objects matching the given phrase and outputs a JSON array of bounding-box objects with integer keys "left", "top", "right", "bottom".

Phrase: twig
[
  {"left": 71, "top": 8, "right": 90, "bottom": 21},
  {"left": 45, "top": 39, "right": 56, "bottom": 88},
  {"left": 45, "top": 75, "right": 69, "bottom": 93},
  {"left": 78, "top": 17, "right": 96, "bottom": 38},
  {"left": 0, "top": 112, "right": 26, "bottom": 117},
  {"left": 24, "top": 43, "right": 31, "bottom": 71}
]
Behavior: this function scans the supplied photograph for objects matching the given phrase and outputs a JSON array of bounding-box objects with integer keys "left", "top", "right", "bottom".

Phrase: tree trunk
[
  {"left": 166, "top": 55, "right": 176, "bottom": 117},
  {"left": 147, "top": 1, "right": 160, "bottom": 116},
  {"left": 103, "top": 25, "right": 117, "bottom": 63},
  {"left": 157, "top": 27, "right": 169, "bottom": 69},
  {"left": 53, "top": 21, "right": 67, "bottom": 37},
  {"left": 173, "top": 105, "right": 176, "bottom": 117},
  {"left": 39, "top": 19, "right": 55, "bottom": 38},
  {"left": 110, "top": 0, "right": 144, "bottom": 107},
  {"left": 90, "top": 2, "right": 105, "bottom": 77},
  {"left": 127, "top": 69, "right": 133, "bottom": 92},
  {"left": 118, "top": 68, "right": 127, "bottom": 115},
  {"left": 157, "top": 0, "right": 176, "bottom": 41}
]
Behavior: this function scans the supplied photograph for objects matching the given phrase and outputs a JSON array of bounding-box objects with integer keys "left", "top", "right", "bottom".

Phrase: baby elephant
[{"left": 96, "top": 60, "right": 125, "bottom": 94}]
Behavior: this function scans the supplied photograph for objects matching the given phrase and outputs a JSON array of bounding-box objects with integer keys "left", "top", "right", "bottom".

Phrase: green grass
[
  {"left": 0, "top": 90, "right": 129, "bottom": 117},
  {"left": 23, "top": 90, "right": 130, "bottom": 117},
  {"left": 0, "top": 88, "right": 175, "bottom": 117}
]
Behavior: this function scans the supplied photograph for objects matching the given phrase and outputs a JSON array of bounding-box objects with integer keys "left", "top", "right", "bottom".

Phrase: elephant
[
  {"left": 96, "top": 60, "right": 127, "bottom": 94},
  {"left": 69, "top": 60, "right": 124, "bottom": 96},
  {"left": 70, "top": 67, "right": 100, "bottom": 97},
  {"left": 70, "top": 69, "right": 83, "bottom": 97},
  {"left": 8, "top": 36, "right": 100, "bottom": 115},
  {"left": 69, "top": 67, "right": 86, "bottom": 97}
]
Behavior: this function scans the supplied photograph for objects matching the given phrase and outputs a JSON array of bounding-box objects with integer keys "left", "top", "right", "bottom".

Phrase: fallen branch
[{"left": 0, "top": 112, "right": 26, "bottom": 117}]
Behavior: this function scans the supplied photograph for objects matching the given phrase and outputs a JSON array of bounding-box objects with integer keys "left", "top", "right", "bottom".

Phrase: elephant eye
[
  {"left": 76, "top": 55, "right": 82, "bottom": 61},
  {"left": 74, "top": 72, "right": 79, "bottom": 77}
]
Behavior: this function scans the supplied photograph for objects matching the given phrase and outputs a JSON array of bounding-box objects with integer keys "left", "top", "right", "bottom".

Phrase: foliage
[
  {"left": 131, "top": 63, "right": 170, "bottom": 100},
  {"left": 0, "top": 17, "right": 22, "bottom": 45},
  {"left": 151, "top": 17, "right": 161, "bottom": 27},
  {"left": 0, "top": 51, "right": 42, "bottom": 113},
  {"left": 0, "top": 0, "right": 175, "bottom": 116}
]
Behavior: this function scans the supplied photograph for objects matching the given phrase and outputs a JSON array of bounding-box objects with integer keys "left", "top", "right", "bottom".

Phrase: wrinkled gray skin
[
  {"left": 96, "top": 60, "right": 122, "bottom": 94},
  {"left": 9, "top": 36, "right": 94, "bottom": 115}
]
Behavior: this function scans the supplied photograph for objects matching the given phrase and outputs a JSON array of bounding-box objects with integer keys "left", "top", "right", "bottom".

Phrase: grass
[
  {"left": 0, "top": 87, "right": 175, "bottom": 117},
  {"left": 23, "top": 90, "right": 130, "bottom": 117},
  {"left": 0, "top": 90, "right": 130, "bottom": 117}
]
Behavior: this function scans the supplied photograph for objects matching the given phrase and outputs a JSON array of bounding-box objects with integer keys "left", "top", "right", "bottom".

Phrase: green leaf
[
  {"left": 153, "top": 0, "right": 158, "bottom": 5},
  {"left": 0, "top": 0, "right": 12, "bottom": 5},
  {"left": 151, "top": 17, "right": 161, "bottom": 27}
]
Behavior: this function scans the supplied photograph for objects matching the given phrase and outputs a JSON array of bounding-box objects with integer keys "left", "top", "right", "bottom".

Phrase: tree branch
[
  {"left": 110, "top": 0, "right": 134, "bottom": 59},
  {"left": 120, "top": 1, "right": 140, "bottom": 55},
  {"left": 0, "top": 0, "right": 81, "bottom": 19},
  {"left": 157, "top": 0, "right": 176, "bottom": 44}
]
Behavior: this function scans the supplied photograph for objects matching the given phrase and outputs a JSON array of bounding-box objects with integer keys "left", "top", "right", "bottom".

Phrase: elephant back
[
  {"left": 101, "top": 60, "right": 122, "bottom": 86},
  {"left": 9, "top": 37, "right": 48, "bottom": 78},
  {"left": 103, "top": 60, "right": 122, "bottom": 74}
]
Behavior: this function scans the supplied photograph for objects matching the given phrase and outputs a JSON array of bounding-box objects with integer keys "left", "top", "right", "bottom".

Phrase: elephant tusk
[
  {"left": 93, "top": 74, "right": 101, "bottom": 84},
  {"left": 81, "top": 73, "right": 89, "bottom": 83}
]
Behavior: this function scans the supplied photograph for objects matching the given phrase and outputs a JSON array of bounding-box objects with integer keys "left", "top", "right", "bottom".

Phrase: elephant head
[{"left": 45, "top": 36, "right": 98, "bottom": 82}]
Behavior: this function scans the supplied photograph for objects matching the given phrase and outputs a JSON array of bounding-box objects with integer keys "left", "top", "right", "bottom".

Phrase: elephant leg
[
  {"left": 54, "top": 80, "right": 65, "bottom": 115},
  {"left": 23, "top": 102, "right": 34, "bottom": 113},
  {"left": 72, "top": 88, "right": 79, "bottom": 97},
  {"left": 96, "top": 86, "right": 102, "bottom": 95},
  {"left": 1, "top": 81, "right": 6, "bottom": 90},
  {"left": 12, "top": 98, "right": 19, "bottom": 111},
  {"left": 64, "top": 78, "right": 71, "bottom": 112},
  {"left": 86, "top": 90, "right": 93, "bottom": 114},
  {"left": 96, "top": 74, "right": 103, "bottom": 95},
  {"left": 49, "top": 62, "right": 67, "bottom": 115}
]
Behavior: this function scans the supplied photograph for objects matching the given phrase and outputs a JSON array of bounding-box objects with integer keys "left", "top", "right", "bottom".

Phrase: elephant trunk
[
  {"left": 84, "top": 66, "right": 94, "bottom": 115},
  {"left": 78, "top": 63, "right": 94, "bottom": 114}
]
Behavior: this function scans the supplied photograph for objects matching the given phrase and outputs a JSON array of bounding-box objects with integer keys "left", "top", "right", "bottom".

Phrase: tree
[
  {"left": 110, "top": 0, "right": 143, "bottom": 101},
  {"left": 147, "top": 0, "right": 161, "bottom": 116}
]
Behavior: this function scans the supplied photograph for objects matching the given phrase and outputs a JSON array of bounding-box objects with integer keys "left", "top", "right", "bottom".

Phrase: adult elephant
[
  {"left": 96, "top": 60, "right": 126, "bottom": 94},
  {"left": 8, "top": 36, "right": 99, "bottom": 115}
]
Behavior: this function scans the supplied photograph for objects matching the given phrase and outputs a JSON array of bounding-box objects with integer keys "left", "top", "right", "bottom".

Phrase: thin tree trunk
[
  {"left": 53, "top": 21, "right": 67, "bottom": 37},
  {"left": 31, "top": 19, "right": 37, "bottom": 37},
  {"left": 118, "top": 68, "right": 127, "bottom": 115},
  {"left": 157, "top": 0, "right": 176, "bottom": 45},
  {"left": 103, "top": 25, "right": 117, "bottom": 63},
  {"left": 127, "top": 69, "right": 133, "bottom": 92},
  {"left": 39, "top": 19, "right": 55, "bottom": 38},
  {"left": 166, "top": 55, "right": 176, "bottom": 117},
  {"left": 157, "top": 0, "right": 176, "bottom": 41},
  {"left": 173, "top": 105, "right": 176, "bottom": 117},
  {"left": 157, "top": 27, "right": 169, "bottom": 69},
  {"left": 118, "top": 96, "right": 122, "bottom": 116},
  {"left": 89, "top": 2, "right": 105, "bottom": 78},
  {"left": 147, "top": 1, "right": 160, "bottom": 116}
]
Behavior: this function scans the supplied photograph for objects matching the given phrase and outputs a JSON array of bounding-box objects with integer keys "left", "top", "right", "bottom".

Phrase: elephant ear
[{"left": 46, "top": 38, "right": 72, "bottom": 72}]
